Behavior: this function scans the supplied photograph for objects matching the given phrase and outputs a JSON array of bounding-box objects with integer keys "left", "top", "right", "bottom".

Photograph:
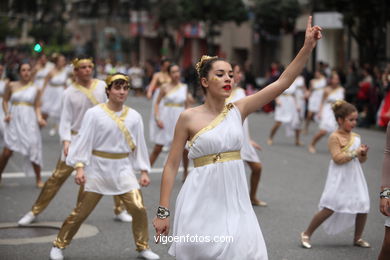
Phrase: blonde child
[{"left": 301, "top": 100, "right": 370, "bottom": 248}]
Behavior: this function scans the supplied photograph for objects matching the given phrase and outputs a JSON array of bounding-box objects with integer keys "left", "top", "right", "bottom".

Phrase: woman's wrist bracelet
[
  {"left": 156, "top": 206, "right": 170, "bottom": 219},
  {"left": 380, "top": 188, "right": 390, "bottom": 199}
]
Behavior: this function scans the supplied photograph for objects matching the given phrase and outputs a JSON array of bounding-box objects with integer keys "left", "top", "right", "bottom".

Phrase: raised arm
[
  {"left": 154, "top": 85, "right": 166, "bottom": 128},
  {"left": 235, "top": 16, "right": 322, "bottom": 119}
]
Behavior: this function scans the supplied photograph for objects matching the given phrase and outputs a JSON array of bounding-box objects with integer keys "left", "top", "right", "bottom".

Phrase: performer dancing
[
  {"left": 32, "top": 53, "right": 54, "bottom": 89},
  {"left": 49, "top": 73, "right": 159, "bottom": 260},
  {"left": 41, "top": 53, "right": 68, "bottom": 136},
  {"left": 267, "top": 75, "right": 303, "bottom": 146},
  {"left": 300, "top": 101, "right": 370, "bottom": 249},
  {"left": 0, "top": 63, "right": 46, "bottom": 187},
  {"left": 146, "top": 58, "right": 171, "bottom": 145},
  {"left": 304, "top": 70, "right": 326, "bottom": 134},
  {"left": 228, "top": 63, "right": 266, "bottom": 206},
  {"left": 18, "top": 57, "right": 131, "bottom": 225},
  {"left": 308, "top": 72, "right": 344, "bottom": 153},
  {"left": 149, "top": 64, "right": 192, "bottom": 179},
  {"left": 153, "top": 17, "right": 321, "bottom": 259},
  {"left": 379, "top": 122, "right": 390, "bottom": 260}
]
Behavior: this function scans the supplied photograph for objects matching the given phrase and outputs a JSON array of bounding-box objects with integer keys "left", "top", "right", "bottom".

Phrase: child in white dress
[{"left": 301, "top": 100, "right": 370, "bottom": 249}]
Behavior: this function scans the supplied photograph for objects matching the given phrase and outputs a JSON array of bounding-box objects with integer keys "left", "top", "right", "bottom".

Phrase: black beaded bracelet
[
  {"left": 156, "top": 206, "right": 170, "bottom": 219},
  {"left": 380, "top": 189, "right": 390, "bottom": 199}
]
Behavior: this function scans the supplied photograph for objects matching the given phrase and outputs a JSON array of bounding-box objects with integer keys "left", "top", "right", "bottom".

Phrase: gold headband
[
  {"left": 72, "top": 58, "right": 94, "bottom": 68},
  {"left": 105, "top": 74, "right": 129, "bottom": 87},
  {"left": 195, "top": 55, "right": 218, "bottom": 76}
]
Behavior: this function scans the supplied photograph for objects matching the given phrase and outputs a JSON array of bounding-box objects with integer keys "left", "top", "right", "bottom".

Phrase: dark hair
[
  {"left": 168, "top": 63, "right": 179, "bottom": 74},
  {"left": 160, "top": 58, "right": 171, "bottom": 66},
  {"left": 18, "top": 62, "right": 31, "bottom": 73},
  {"left": 196, "top": 56, "right": 225, "bottom": 94},
  {"left": 332, "top": 100, "right": 357, "bottom": 121}
]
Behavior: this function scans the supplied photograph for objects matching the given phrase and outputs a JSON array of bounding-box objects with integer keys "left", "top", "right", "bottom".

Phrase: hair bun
[
  {"left": 331, "top": 100, "right": 346, "bottom": 111},
  {"left": 195, "top": 55, "right": 218, "bottom": 76}
]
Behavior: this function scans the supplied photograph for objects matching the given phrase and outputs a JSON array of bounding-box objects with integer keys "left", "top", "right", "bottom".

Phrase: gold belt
[
  {"left": 282, "top": 93, "right": 293, "bottom": 96},
  {"left": 12, "top": 101, "right": 33, "bottom": 106},
  {"left": 92, "top": 150, "right": 129, "bottom": 159},
  {"left": 165, "top": 103, "right": 184, "bottom": 107},
  {"left": 71, "top": 130, "right": 78, "bottom": 135},
  {"left": 193, "top": 150, "right": 241, "bottom": 168}
]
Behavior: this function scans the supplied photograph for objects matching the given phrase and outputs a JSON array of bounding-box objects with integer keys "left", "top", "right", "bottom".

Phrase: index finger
[{"left": 306, "top": 16, "right": 312, "bottom": 30}]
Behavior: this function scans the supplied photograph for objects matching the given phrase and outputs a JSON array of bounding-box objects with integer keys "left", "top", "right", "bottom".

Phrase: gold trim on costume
[
  {"left": 105, "top": 74, "right": 129, "bottom": 87},
  {"left": 188, "top": 103, "right": 234, "bottom": 147},
  {"left": 73, "top": 80, "right": 99, "bottom": 105},
  {"left": 12, "top": 101, "right": 33, "bottom": 106},
  {"left": 92, "top": 150, "right": 130, "bottom": 159},
  {"left": 71, "top": 130, "right": 78, "bottom": 135},
  {"left": 193, "top": 150, "right": 241, "bottom": 167},
  {"left": 166, "top": 83, "right": 183, "bottom": 96},
  {"left": 75, "top": 162, "right": 84, "bottom": 168},
  {"left": 99, "top": 103, "right": 136, "bottom": 151},
  {"left": 164, "top": 103, "right": 184, "bottom": 107},
  {"left": 282, "top": 93, "right": 293, "bottom": 96},
  {"left": 341, "top": 132, "right": 359, "bottom": 153},
  {"left": 329, "top": 87, "right": 343, "bottom": 96},
  {"left": 12, "top": 82, "right": 33, "bottom": 93}
]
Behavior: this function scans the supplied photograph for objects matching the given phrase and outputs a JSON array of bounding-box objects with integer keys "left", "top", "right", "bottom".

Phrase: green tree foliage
[
  {"left": 252, "top": 0, "right": 301, "bottom": 37},
  {"left": 317, "top": 0, "right": 389, "bottom": 65}
]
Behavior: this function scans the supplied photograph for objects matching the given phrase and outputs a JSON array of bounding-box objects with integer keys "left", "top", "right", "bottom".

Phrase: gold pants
[
  {"left": 31, "top": 160, "right": 125, "bottom": 215},
  {"left": 53, "top": 189, "right": 149, "bottom": 251}
]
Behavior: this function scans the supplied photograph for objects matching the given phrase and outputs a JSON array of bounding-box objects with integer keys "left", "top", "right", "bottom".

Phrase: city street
[{"left": 0, "top": 95, "right": 386, "bottom": 260}]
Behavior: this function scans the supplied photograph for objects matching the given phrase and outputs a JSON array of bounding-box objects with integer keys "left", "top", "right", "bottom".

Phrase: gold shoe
[
  {"left": 300, "top": 232, "right": 312, "bottom": 249},
  {"left": 251, "top": 199, "right": 267, "bottom": 207},
  {"left": 354, "top": 238, "right": 370, "bottom": 248}
]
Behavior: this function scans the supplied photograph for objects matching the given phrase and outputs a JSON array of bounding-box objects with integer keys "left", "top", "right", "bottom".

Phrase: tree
[{"left": 318, "top": 0, "right": 389, "bottom": 66}]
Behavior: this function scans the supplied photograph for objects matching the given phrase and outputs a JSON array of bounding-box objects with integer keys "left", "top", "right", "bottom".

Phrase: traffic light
[{"left": 33, "top": 43, "right": 42, "bottom": 53}]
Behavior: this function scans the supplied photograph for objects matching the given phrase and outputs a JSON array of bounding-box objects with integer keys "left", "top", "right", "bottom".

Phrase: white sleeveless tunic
[
  {"left": 41, "top": 69, "right": 67, "bottom": 119},
  {"left": 319, "top": 87, "right": 345, "bottom": 132},
  {"left": 308, "top": 77, "right": 326, "bottom": 113},
  {"left": 4, "top": 83, "right": 42, "bottom": 167},
  {"left": 169, "top": 104, "right": 268, "bottom": 260},
  {"left": 319, "top": 133, "right": 370, "bottom": 235},
  {"left": 0, "top": 79, "right": 6, "bottom": 136}
]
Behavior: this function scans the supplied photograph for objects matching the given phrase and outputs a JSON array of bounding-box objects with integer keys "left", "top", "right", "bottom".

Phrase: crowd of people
[{"left": 0, "top": 16, "right": 389, "bottom": 260}]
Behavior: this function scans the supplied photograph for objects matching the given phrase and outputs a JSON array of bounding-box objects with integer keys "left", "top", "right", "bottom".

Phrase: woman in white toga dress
[
  {"left": 0, "top": 63, "right": 46, "bottom": 187},
  {"left": 153, "top": 17, "right": 321, "bottom": 260}
]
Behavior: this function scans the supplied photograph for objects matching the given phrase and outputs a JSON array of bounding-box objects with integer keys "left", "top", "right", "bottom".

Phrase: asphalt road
[{"left": 0, "top": 95, "right": 386, "bottom": 260}]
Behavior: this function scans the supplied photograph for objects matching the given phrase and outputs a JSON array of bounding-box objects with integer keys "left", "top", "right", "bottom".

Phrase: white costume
[
  {"left": 160, "top": 83, "right": 187, "bottom": 146},
  {"left": 227, "top": 88, "right": 261, "bottom": 163},
  {"left": 293, "top": 75, "right": 306, "bottom": 120},
  {"left": 308, "top": 77, "right": 326, "bottom": 113},
  {"left": 4, "top": 83, "right": 42, "bottom": 167},
  {"left": 34, "top": 62, "right": 54, "bottom": 89},
  {"left": 319, "top": 87, "right": 345, "bottom": 132},
  {"left": 66, "top": 104, "right": 150, "bottom": 195},
  {"left": 274, "top": 83, "right": 300, "bottom": 136},
  {"left": 59, "top": 79, "right": 107, "bottom": 144},
  {"left": 169, "top": 103, "right": 268, "bottom": 260},
  {"left": 319, "top": 133, "right": 370, "bottom": 235},
  {"left": 41, "top": 69, "right": 67, "bottom": 119},
  {"left": 0, "top": 79, "right": 7, "bottom": 136},
  {"left": 150, "top": 88, "right": 166, "bottom": 145}
]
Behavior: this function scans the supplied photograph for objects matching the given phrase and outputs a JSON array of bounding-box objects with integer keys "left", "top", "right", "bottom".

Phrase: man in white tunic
[
  {"left": 49, "top": 73, "right": 159, "bottom": 260},
  {"left": 18, "top": 57, "right": 131, "bottom": 225}
]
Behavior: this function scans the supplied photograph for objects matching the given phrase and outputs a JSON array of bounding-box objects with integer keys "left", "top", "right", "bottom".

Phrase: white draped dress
[
  {"left": 227, "top": 88, "right": 261, "bottom": 163},
  {"left": 319, "top": 87, "right": 345, "bottom": 132},
  {"left": 308, "top": 77, "right": 326, "bottom": 113},
  {"left": 41, "top": 69, "right": 67, "bottom": 119},
  {"left": 4, "top": 83, "right": 42, "bottom": 167},
  {"left": 160, "top": 83, "right": 187, "bottom": 146},
  {"left": 319, "top": 133, "right": 370, "bottom": 235},
  {"left": 0, "top": 79, "right": 6, "bottom": 137},
  {"left": 169, "top": 103, "right": 268, "bottom": 260}
]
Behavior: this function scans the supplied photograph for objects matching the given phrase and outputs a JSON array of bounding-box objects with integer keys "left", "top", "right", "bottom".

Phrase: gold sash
[
  {"left": 193, "top": 150, "right": 241, "bottom": 167},
  {"left": 92, "top": 150, "right": 129, "bottom": 159},
  {"left": 12, "top": 82, "right": 33, "bottom": 93},
  {"left": 341, "top": 133, "right": 358, "bottom": 153},
  {"left": 165, "top": 103, "right": 184, "bottom": 107},
  {"left": 73, "top": 80, "right": 99, "bottom": 105},
  {"left": 12, "top": 101, "right": 33, "bottom": 106},
  {"left": 100, "top": 104, "right": 136, "bottom": 151}
]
